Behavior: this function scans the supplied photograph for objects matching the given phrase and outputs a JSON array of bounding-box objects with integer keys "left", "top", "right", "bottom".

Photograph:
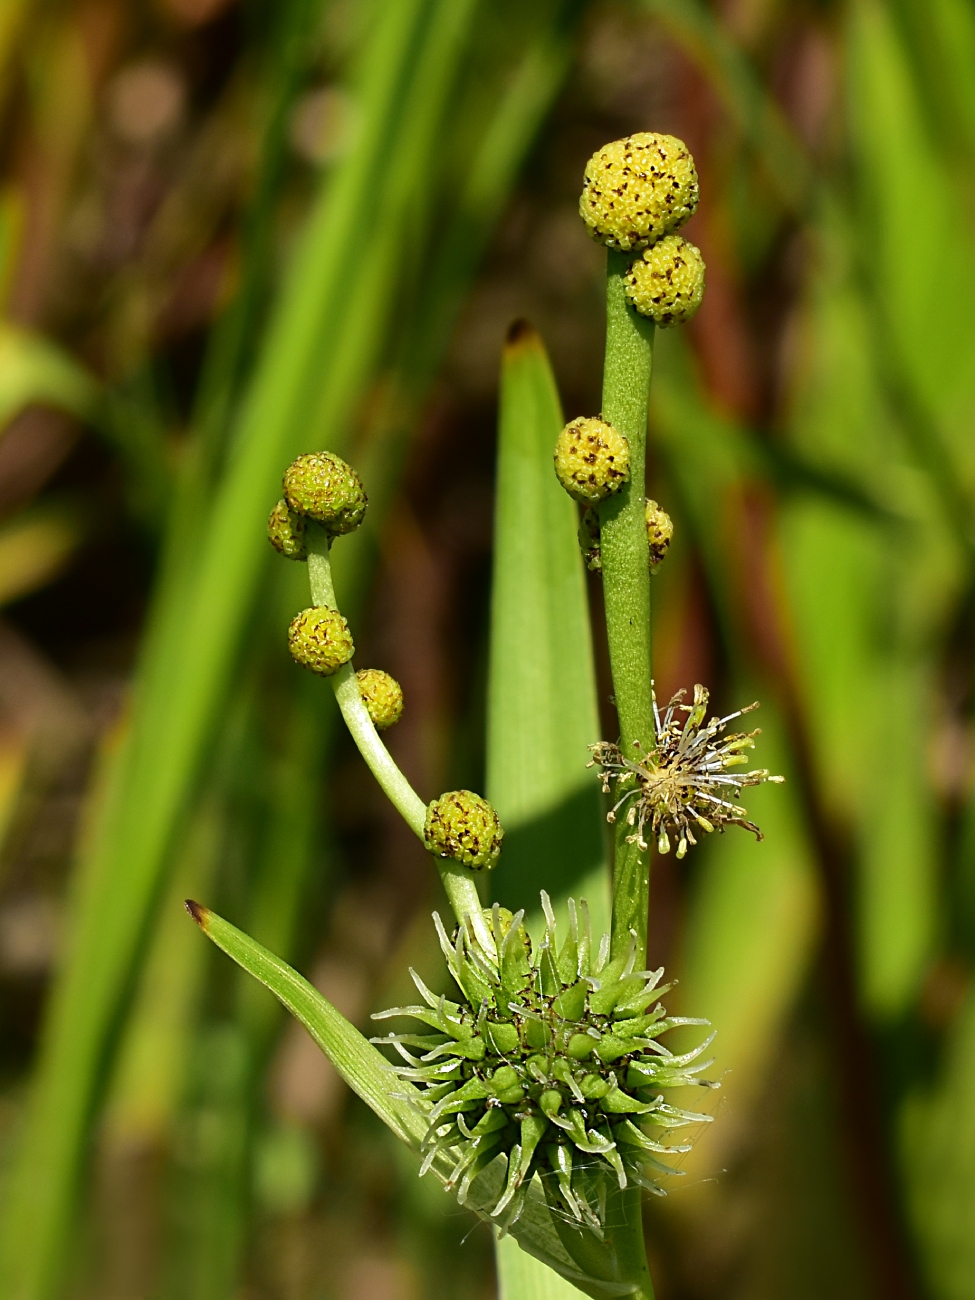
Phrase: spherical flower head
[
  {"left": 424, "top": 790, "right": 503, "bottom": 870},
  {"left": 267, "top": 499, "right": 307, "bottom": 560},
  {"left": 579, "top": 132, "right": 699, "bottom": 252},
  {"left": 554, "top": 417, "right": 629, "bottom": 503},
  {"left": 283, "top": 451, "right": 367, "bottom": 535},
  {"left": 356, "top": 668, "right": 404, "bottom": 731},
  {"left": 287, "top": 606, "right": 354, "bottom": 677},
  {"left": 578, "top": 498, "right": 674, "bottom": 572},
  {"left": 372, "top": 894, "right": 717, "bottom": 1232},
  {"left": 645, "top": 499, "right": 673, "bottom": 570},
  {"left": 624, "top": 234, "right": 705, "bottom": 326}
]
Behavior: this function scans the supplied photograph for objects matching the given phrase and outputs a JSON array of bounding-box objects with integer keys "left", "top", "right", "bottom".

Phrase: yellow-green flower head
[
  {"left": 578, "top": 498, "right": 674, "bottom": 572},
  {"left": 554, "top": 417, "right": 629, "bottom": 503},
  {"left": 287, "top": 606, "right": 354, "bottom": 676},
  {"left": 624, "top": 234, "right": 705, "bottom": 326},
  {"left": 356, "top": 668, "right": 404, "bottom": 731},
  {"left": 267, "top": 499, "right": 307, "bottom": 561},
  {"left": 645, "top": 499, "right": 674, "bottom": 569},
  {"left": 579, "top": 132, "right": 699, "bottom": 252},
  {"left": 283, "top": 451, "right": 367, "bottom": 535},
  {"left": 424, "top": 790, "right": 503, "bottom": 870}
]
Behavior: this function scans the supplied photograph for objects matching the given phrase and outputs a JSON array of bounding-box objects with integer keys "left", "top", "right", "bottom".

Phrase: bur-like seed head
[
  {"left": 579, "top": 499, "right": 674, "bottom": 573},
  {"left": 555, "top": 417, "right": 629, "bottom": 503},
  {"left": 424, "top": 790, "right": 503, "bottom": 870},
  {"left": 373, "top": 895, "right": 716, "bottom": 1234},
  {"left": 287, "top": 606, "right": 355, "bottom": 676},
  {"left": 356, "top": 668, "right": 404, "bottom": 731},
  {"left": 283, "top": 451, "right": 367, "bottom": 535},
  {"left": 579, "top": 133, "right": 699, "bottom": 252},
  {"left": 624, "top": 235, "right": 705, "bottom": 326},
  {"left": 267, "top": 499, "right": 307, "bottom": 560},
  {"left": 590, "top": 685, "right": 785, "bottom": 859}
]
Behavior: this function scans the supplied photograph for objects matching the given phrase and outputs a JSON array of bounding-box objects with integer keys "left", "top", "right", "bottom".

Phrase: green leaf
[
  {"left": 487, "top": 320, "right": 610, "bottom": 1297},
  {"left": 487, "top": 320, "right": 607, "bottom": 930}
]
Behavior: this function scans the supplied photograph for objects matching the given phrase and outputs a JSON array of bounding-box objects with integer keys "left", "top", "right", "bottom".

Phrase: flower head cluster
[
  {"left": 374, "top": 896, "right": 715, "bottom": 1235},
  {"left": 590, "top": 686, "right": 784, "bottom": 859}
]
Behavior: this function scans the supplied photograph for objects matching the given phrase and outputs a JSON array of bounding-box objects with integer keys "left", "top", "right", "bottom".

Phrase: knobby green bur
[{"left": 189, "top": 133, "right": 783, "bottom": 1300}]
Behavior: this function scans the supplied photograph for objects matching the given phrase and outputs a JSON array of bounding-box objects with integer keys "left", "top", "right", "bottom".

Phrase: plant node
[
  {"left": 424, "top": 790, "right": 503, "bottom": 869},
  {"left": 624, "top": 234, "right": 705, "bottom": 326},
  {"left": 283, "top": 451, "right": 368, "bottom": 534},
  {"left": 356, "top": 668, "right": 404, "bottom": 730},
  {"left": 373, "top": 895, "right": 715, "bottom": 1233},
  {"left": 589, "top": 685, "right": 784, "bottom": 858},
  {"left": 579, "top": 133, "right": 698, "bottom": 252},
  {"left": 288, "top": 607, "right": 355, "bottom": 676},
  {"left": 555, "top": 417, "right": 629, "bottom": 503}
]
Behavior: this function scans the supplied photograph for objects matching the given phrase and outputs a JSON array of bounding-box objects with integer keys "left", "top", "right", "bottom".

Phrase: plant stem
[
  {"left": 304, "top": 526, "right": 488, "bottom": 944},
  {"left": 598, "top": 251, "right": 656, "bottom": 964}
]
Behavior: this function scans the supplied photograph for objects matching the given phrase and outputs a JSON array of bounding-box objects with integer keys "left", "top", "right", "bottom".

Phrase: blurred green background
[{"left": 0, "top": 0, "right": 973, "bottom": 1297}]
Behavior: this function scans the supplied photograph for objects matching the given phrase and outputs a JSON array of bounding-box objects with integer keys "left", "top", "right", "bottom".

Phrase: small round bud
[
  {"left": 424, "top": 790, "right": 504, "bottom": 870},
  {"left": 288, "top": 607, "right": 354, "bottom": 676},
  {"left": 624, "top": 234, "right": 705, "bottom": 326},
  {"left": 267, "top": 499, "right": 307, "bottom": 560},
  {"left": 282, "top": 452, "right": 367, "bottom": 535},
  {"left": 645, "top": 499, "right": 673, "bottom": 569},
  {"left": 356, "top": 668, "right": 404, "bottom": 730},
  {"left": 579, "top": 132, "right": 699, "bottom": 252},
  {"left": 554, "top": 417, "right": 629, "bottom": 503},
  {"left": 578, "top": 499, "right": 673, "bottom": 572}
]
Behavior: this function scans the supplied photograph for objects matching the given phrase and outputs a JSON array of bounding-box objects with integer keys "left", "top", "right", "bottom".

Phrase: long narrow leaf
[{"left": 487, "top": 322, "right": 602, "bottom": 1296}]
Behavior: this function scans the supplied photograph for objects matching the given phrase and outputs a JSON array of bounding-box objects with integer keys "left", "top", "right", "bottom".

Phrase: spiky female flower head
[
  {"left": 267, "top": 498, "right": 307, "bottom": 561},
  {"left": 424, "top": 791, "right": 503, "bottom": 870},
  {"left": 554, "top": 417, "right": 629, "bottom": 503},
  {"left": 283, "top": 451, "right": 367, "bottom": 535},
  {"left": 373, "top": 895, "right": 716, "bottom": 1233},
  {"left": 579, "top": 499, "right": 673, "bottom": 573},
  {"left": 287, "top": 606, "right": 355, "bottom": 676},
  {"left": 590, "top": 685, "right": 784, "bottom": 859},
  {"left": 624, "top": 234, "right": 705, "bottom": 326},
  {"left": 579, "top": 133, "right": 699, "bottom": 252},
  {"left": 356, "top": 668, "right": 404, "bottom": 731}
]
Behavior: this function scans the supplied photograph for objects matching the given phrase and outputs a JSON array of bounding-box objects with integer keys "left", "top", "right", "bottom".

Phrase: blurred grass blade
[
  {"left": 0, "top": 5, "right": 485, "bottom": 1296},
  {"left": 487, "top": 320, "right": 605, "bottom": 925},
  {"left": 0, "top": 322, "right": 98, "bottom": 425},
  {"left": 900, "top": 988, "right": 975, "bottom": 1299},
  {"left": 487, "top": 321, "right": 602, "bottom": 1296}
]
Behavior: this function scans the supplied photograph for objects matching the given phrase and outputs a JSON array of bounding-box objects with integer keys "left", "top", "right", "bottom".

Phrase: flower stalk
[
  {"left": 304, "top": 524, "right": 488, "bottom": 943},
  {"left": 598, "top": 254, "right": 656, "bottom": 965}
]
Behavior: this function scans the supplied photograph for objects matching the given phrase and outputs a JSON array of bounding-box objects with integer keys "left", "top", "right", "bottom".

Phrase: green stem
[
  {"left": 304, "top": 527, "right": 488, "bottom": 946},
  {"left": 598, "top": 251, "right": 656, "bottom": 964}
]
